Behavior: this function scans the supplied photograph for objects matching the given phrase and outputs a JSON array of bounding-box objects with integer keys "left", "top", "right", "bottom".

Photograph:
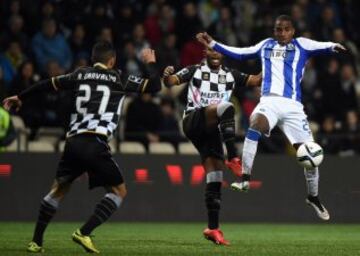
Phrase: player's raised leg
[
  {"left": 72, "top": 183, "right": 126, "bottom": 253},
  {"left": 231, "top": 113, "right": 268, "bottom": 192},
  {"left": 27, "top": 180, "right": 71, "bottom": 253},
  {"left": 293, "top": 143, "right": 330, "bottom": 220},
  {"left": 202, "top": 158, "right": 229, "bottom": 245},
  {"left": 215, "top": 102, "right": 242, "bottom": 176}
]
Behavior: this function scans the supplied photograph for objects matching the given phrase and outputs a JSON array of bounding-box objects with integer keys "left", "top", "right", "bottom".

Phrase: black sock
[
  {"left": 218, "top": 105, "right": 237, "bottom": 160},
  {"left": 205, "top": 182, "right": 221, "bottom": 229},
  {"left": 80, "top": 194, "right": 119, "bottom": 236},
  {"left": 242, "top": 174, "right": 251, "bottom": 182},
  {"left": 32, "top": 200, "right": 57, "bottom": 246}
]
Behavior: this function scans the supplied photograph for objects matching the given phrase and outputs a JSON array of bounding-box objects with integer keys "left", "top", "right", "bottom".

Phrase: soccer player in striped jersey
[
  {"left": 3, "top": 42, "right": 161, "bottom": 253},
  {"left": 163, "top": 47, "right": 261, "bottom": 245},
  {"left": 197, "top": 15, "right": 346, "bottom": 221}
]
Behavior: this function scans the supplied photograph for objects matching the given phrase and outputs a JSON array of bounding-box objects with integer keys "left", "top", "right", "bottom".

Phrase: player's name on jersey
[{"left": 79, "top": 72, "right": 117, "bottom": 82}]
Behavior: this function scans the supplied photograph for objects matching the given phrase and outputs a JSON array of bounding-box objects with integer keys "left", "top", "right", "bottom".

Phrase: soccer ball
[{"left": 296, "top": 142, "right": 324, "bottom": 169}]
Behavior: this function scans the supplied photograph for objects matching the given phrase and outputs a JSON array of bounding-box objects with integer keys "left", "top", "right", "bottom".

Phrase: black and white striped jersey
[
  {"left": 175, "top": 62, "right": 249, "bottom": 115},
  {"left": 50, "top": 62, "right": 159, "bottom": 139}
]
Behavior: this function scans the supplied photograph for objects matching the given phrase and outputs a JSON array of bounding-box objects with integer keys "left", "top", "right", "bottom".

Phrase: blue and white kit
[{"left": 210, "top": 37, "right": 337, "bottom": 144}]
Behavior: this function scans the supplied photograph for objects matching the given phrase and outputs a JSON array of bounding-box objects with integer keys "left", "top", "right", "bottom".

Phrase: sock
[
  {"left": 80, "top": 193, "right": 122, "bottom": 236},
  {"left": 304, "top": 167, "right": 319, "bottom": 197},
  {"left": 32, "top": 194, "right": 59, "bottom": 246},
  {"left": 205, "top": 171, "right": 222, "bottom": 229},
  {"left": 217, "top": 102, "right": 237, "bottom": 160},
  {"left": 242, "top": 128, "right": 261, "bottom": 177}
]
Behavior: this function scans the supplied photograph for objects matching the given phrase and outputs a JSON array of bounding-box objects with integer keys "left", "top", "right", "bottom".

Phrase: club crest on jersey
[
  {"left": 286, "top": 43, "right": 295, "bottom": 50},
  {"left": 218, "top": 75, "right": 226, "bottom": 84},
  {"left": 202, "top": 72, "right": 210, "bottom": 80}
]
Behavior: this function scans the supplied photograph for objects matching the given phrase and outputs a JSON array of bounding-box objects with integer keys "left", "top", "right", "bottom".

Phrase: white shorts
[{"left": 251, "top": 96, "right": 314, "bottom": 145}]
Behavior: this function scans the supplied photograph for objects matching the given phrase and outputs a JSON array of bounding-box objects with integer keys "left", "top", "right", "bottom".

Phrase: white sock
[
  {"left": 304, "top": 167, "right": 319, "bottom": 196},
  {"left": 242, "top": 137, "right": 259, "bottom": 175}
]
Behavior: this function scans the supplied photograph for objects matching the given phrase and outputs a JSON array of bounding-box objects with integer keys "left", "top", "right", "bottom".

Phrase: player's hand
[
  {"left": 141, "top": 48, "right": 156, "bottom": 64},
  {"left": 2, "top": 95, "right": 22, "bottom": 112},
  {"left": 333, "top": 43, "right": 346, "bottom": 53},
  {"left": 163, "top": 66, "right": 175, "bottom": 77},
  {"left": 196, "top": 32, "right": 213, "bottom": 47}
]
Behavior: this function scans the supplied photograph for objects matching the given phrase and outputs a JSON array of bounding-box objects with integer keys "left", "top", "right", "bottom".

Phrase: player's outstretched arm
[
  {"left": 197, "top": 32, "right": 268, "bottom": 61},
  {"left": 2, "top": 78, "right": 61, "bottom": 112},
  {"left": 297, "top": 37, "right": 346, "bottom": 55},
  {"left": 123, "top": 48, "right": 161, "bottom": 93}
]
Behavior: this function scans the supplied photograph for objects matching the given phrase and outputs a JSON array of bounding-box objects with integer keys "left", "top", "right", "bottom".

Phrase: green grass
[{"left": 0, "top": 223, "right": 359, "bottom": 255}]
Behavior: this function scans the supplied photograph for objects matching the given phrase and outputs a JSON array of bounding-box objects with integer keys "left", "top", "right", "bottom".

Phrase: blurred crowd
[{"left": 0, "top": 0, "right": 360, "bottom": 155}]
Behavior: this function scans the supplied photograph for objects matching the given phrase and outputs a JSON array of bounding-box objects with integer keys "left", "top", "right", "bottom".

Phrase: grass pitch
[{"left": 0, "top": 222, "right": 359, "bottom": 255}]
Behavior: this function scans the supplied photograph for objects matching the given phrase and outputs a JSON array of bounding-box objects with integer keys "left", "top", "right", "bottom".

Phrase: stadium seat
[
  {"left": 28, "top": 141, "right": 55, "bottom": 152},
  {"left": 4, "top": 139, "right": 18, "bottom": 152},
  {"left": 119, "top": 141, "right": 146, "bottom": 154},
  {"left": 11, "top": 115, "right": 26, "bottom": 130},
  {"left": 178, "top": 142, "right": 197, "bottom": 155},
  {"left": 108, "top": 138, "right": 117, "bottom": 153},
  {"left": 58, "top": 140, "right": 66, "bottom": 152},
  {"left": 149, "top": 142, "right": 176, "bottom": 154}
]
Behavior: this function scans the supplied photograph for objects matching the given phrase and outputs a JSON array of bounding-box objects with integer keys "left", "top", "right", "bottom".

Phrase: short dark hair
[
  {"left": 91, "top": 41, "right": 116, "bottom": 64},
  {"left": 275, "top": 15, "right": 294, "bottom": 27}
]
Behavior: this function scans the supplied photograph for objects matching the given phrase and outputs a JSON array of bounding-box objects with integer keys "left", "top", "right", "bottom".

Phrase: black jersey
[
  {"left": 21, "top": 62, "right": 160, "bottom": 139},
  {"left": 174, "top": 62, "right": 249, "bottom": 115}
]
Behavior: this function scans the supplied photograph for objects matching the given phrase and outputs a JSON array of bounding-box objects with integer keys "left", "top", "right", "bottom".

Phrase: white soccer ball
[{"left": 296, "top": 142, "right": 324, "bottom": 169}]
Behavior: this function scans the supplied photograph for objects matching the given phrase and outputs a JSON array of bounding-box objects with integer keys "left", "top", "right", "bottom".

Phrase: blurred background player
[
  {"left": 197, "top": 15, "right": 346, "bottom": 221},
  {"left": 3, "top": 42, "right": 161, "bottom": 253},
  {"left": 163, "top": 47, "right": 261, "bottom": 245}
]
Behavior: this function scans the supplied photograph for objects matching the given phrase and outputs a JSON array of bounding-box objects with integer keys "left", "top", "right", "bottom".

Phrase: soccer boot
[
  {"left": 305, "top": 195, "right": 330, "bottom": 221},
  {"left": 27, "top": 241, "right": 44, "bottom": 253},
  {"left": 203, "top": 228, "right": 230, "bottom": 245},
  {"left": 225, "top": 157, "right": 242, "bottom": 177},
  {"left": 72, "top": 229, "right": 100, "bottom": 253},
  {"left": 230, "top": 180, "right": 250, "bottom": 192}
]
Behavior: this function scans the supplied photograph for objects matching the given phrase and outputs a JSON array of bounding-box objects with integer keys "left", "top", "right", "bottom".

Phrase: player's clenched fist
[
  {"left": 196, "top": 32, "right": 213, "bottom": 47},
  {"left": 163, "top": 66, "right": 175, "bottom": 77},
  {"left": 141, "top": 48, "right": 156, "bottom": 63}
]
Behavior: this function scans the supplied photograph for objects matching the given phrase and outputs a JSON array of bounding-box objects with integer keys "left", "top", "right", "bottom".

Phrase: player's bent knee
[
  {"left": 216, "top": 102, "right": 234, "bottom": 118},
  {"left": 110, "top": 183, "right": 127, "bottom": 198}
]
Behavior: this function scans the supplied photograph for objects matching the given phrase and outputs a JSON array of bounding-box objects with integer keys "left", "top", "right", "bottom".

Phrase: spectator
[
  {"left": 69, "top": 23, "right": 90, "bottom": 62},
  {"left": 176, "top": 2, "right": 203, "bottom": 47},
  {"left": 159, "top": 97, "right": 184, "bottom": 150},
  {"left": 119, "top": 40, "right": 146, "bottom": 77},
  {"left": 116, "top": 4, "right": 136, "bottom": 44},
  {"left": 0, "top": 67, "right": 7, "bottom": 99},
  {"left": 125, "top": 93, "right": 162, "bottom": 150},
  {"left": 132, "top": 23, "right": 151, "bottom": 61},
  {"left": 332, "top": 28, "right": 360, "bottom": 72},
  {"left": 340, "top": 110, "right": 360, "bottom": 154},
  {"left": 0, "top": 14, "right": 28, "bottom": 52},
  {"left": 317, "top": 115, "right": 341, "bottom": 154},
  {"left": 32, "top": 18, "right": 73, "bottom": 72},
  {"left": 155, "top": 33, "right": 179, "bottom": 71},
  {"left": 208, "top": 6, "right": 237, "bottom": 45},
  {"left": 10, "top": 61, "right": 42, "bottom": 138},
  {"left": 4, "top": 40, "right": 26, "bottom": 73}
]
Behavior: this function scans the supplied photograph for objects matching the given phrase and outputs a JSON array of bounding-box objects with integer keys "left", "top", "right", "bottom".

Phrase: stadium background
[{"left": 0, "top": 0, "right": 359, "bottom": 255}]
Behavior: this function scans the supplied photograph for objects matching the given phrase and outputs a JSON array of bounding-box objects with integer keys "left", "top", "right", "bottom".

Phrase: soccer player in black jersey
[
  {"left": 3, "top": 42, "right": 161, "bottom": 253},
  {"left": 163, "top": 47, "right": 261, "bottom": 245}
]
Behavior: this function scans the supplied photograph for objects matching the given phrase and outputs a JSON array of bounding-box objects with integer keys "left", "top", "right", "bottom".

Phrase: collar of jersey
[{"left": 93, "top": 62, "right": 108, "bottom": 69}]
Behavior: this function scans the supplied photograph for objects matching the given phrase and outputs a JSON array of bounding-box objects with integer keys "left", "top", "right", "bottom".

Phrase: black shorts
[
  {"left": 56, "top": 133, "right": 124, "bottom": 189},
  {"left": 182, "top": 108, "right": 224, "bottom": 162}
]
